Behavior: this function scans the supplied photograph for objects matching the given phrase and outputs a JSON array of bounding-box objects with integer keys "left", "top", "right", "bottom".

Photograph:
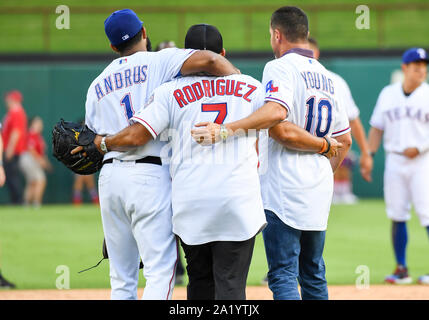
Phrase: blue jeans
[{"left": 262, "top": 210, "right": 328, "bottom": 300}]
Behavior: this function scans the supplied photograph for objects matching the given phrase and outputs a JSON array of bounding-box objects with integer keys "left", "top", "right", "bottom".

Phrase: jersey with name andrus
[{"left": 85, "top": 48, "right": 196, "bottom": 161}]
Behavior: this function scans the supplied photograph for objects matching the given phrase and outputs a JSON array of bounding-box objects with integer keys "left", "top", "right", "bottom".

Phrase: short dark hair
[
  {"left": 114, "top": 29, "right": 143, "bottom": 53},
  {"left": 271, "top": 6, "right": 309, "bottom": 43},
  {"left": 308, "top": 37, "right": 319, "bottom": 49}
]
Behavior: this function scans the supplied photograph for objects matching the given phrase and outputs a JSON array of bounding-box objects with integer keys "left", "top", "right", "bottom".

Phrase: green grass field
[
  {"left": 0, "top": 200, "right": 428, "bottom": 290},
  {"left": 0, "top": 0, "right": 429, "bottom": 52}
]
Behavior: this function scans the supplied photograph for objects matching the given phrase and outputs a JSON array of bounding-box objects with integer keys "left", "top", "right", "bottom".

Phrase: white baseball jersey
[
  {"left": 131, "top": 74, "right": 267, "bottom": 245},
  {"left": 260, "top": 49, "right": 350, "bottom": 231},
  {"left": 370, "top": 81, "right": 429, "bottom": 154},
  {"left": 84, "top": 48, "right": 195, "bottom": 300},
  {"left": 330, "top": 71, "right": 360, "bottom": 121},
  {"left": 370, "top": 81, "right": 429, "bottom": 227},
  {"left": 85, "top": 48, "right": 196, "bottom": 160}
]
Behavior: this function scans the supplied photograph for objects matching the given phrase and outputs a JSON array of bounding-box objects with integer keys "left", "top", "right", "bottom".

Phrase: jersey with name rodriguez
[
  {"left": 260, "top": 49, "right": 350, "bottom": 231},
  {"left": 370, "top": 81, "right": 429, "bottom": 155},
  {"left": 85, "top": 48, "right": 196, "bottom": 161},
  {"left": 131, "top": 74, "right": 267, "bottom": 245}
]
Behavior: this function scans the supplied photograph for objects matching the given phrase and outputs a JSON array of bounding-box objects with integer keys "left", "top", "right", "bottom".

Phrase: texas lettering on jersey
[
  {"left": 384, "top": 106, "right": 429, "bottom": 124},
  {"left": 172, "top": 79, "right": 258, "bottom": 108}
]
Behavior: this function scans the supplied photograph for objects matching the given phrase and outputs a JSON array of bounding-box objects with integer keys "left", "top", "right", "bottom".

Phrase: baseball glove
[{"left": 52, "top": 119, "right": 103, "bottom": 175}]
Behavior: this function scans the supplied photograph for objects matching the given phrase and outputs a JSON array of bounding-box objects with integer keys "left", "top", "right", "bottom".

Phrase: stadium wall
[{"left": 0, "top": 53, "right": 403, "bottom": 203}]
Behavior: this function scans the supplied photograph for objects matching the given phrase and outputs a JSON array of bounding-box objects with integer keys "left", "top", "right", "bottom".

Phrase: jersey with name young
[
  {"left": 329, "top": 71, "right": 360, "bottom": 121},
  {"left": 131, "top": 74, "right": 267, "bottom": 245},
  {"left": 369, "top": 81, "right": 429, "bottom": 154},
  {"left": 85, "top": 48, "right": 196, "bottom": 161},
  {"left": 261, "top": 50, "right": 350, "bottom": 231}
]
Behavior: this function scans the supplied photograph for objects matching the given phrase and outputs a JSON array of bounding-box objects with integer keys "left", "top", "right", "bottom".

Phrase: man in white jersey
[
  {"left": 191, "top": 7, "right": 352, "bottom": 300},
  {"left": 368, "top": 47, "right": 429, "bottom": 285},
  {"left": 85, "top": 9, "right": 239, "bottom": 300},
  {"left": 82, "top": 23, "right": 341, "bottom": 300},
  {"left": 308, "top": 38, "right": 373, "bottom": 203}
]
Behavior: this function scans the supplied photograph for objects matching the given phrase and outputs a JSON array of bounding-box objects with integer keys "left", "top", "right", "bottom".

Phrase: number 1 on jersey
[
  {"left": 201, "top": 103, "right": 227, "bottom": 124},
  {"left": 120, "top": 93, "right": 135, "bottom": 120}
]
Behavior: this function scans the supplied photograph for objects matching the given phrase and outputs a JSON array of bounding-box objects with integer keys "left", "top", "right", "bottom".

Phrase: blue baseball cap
[
  {"left": 402, "top": 47, "right": 429, "bottom": 64},
  {"left": 104, "top": 9, "right": 143, "bottom": 46}
]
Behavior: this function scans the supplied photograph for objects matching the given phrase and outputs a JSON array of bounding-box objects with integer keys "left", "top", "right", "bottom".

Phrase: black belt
[{"left": 102, "top": 156, "right": 162, "bottom": 166}]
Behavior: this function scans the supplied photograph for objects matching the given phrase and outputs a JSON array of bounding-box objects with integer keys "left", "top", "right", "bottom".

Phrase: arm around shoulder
[{"left": 180, "top": 50, "right": 239, "bottom": 76}]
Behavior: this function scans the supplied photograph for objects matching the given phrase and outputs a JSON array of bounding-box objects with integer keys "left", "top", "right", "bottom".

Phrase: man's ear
[
  {"left": 220, "top": 48, "right": 226, "bottom": 57},
  {"left": 142, "top": 27, "right": 147, "bottom": 39},
  {"left": 274, "top": 28, "right": 282, "bottom": 43},
  {"left": 110, "top": 44, "right": 119, "bottom": 53}
]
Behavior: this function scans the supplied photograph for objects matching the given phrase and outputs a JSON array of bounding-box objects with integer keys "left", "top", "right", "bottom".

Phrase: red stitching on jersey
[
  {"left": 265, "top": 97, "right": 291, "bottom": 113},
  {"left": 132, "top": 116, "right": 158, "bottom": 136},
  {"left": 332, "top": 127, "right": 350, "bottom": 135}
]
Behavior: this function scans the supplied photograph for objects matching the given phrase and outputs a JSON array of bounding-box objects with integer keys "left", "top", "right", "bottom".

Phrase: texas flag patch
[{"left": 265, "top": 80, "right": 278, "bottom": 93}]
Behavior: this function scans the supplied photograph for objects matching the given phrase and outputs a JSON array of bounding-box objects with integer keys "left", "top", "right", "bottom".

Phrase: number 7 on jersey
[{"left": 201, "top": 103, "right": 228, "bottom": 124}]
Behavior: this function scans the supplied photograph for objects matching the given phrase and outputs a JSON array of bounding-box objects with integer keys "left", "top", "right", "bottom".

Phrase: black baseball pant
[{"left": 180, "top": 236, "right": 255, "bottom": 300}]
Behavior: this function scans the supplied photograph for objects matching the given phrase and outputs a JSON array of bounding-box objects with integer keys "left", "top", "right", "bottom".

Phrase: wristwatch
[
  {"left": 100, "top": 136, "right": 108, "bottom": 153},
  {"left": 219, "top": 124, "right": 229, "bottom": 142}
]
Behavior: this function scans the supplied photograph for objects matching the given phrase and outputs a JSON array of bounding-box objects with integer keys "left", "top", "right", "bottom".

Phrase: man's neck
[
  {"left": 277, "top": 42, "right": 309, "bottom": 58},
  {"left": 402, "top": 80, "right": 422, "bottom": 95},
  {"left": 119, "top": 42, "right": 147, "bottom": 57},
  {"left": 9, "top": 104, "right": 21, "bottom": 111}
]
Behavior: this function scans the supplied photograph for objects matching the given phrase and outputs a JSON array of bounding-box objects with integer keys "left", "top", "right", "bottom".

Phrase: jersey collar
[{"left": 281, "top": 48, "right": 314, "bottom": 58}]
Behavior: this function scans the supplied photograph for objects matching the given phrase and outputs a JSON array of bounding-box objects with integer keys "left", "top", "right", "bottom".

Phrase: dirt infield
[{"left": 0, "top": 285, "right": 428, "bottom": 300}]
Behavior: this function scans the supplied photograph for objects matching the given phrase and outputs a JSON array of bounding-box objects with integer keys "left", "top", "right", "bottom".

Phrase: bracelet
[
  {"left": 370, "top": 152, "right": 376, "bottom": 158},
  {"left": 318, "top": 137, "right": 331, "bottom": 155}
]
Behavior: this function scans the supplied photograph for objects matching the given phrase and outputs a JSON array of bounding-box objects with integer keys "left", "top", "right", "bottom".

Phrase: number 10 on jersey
[{"left": 304, "top": 96, "right": 332, "bottom": 137}]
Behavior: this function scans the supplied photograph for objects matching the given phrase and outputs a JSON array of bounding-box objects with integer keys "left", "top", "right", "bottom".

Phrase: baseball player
[
  {"left": 84, "top": 9, "right": 238, "bottom": 300},
  {"left": 368, "top": 47, "right": 429, "bottom": 285},
  {"left": 84, "top": 23, "right": 340, "bottom": 300},
  {"left": 193, "top": 6, "right": 352, "bottom": 300}
]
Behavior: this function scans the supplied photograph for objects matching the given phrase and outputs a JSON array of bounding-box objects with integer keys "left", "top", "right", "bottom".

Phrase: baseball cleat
[
  {"left": 418, "top": 274, "right": 429, "bottom": 285},
  {"left": 385, "top": 265, "right": 412, "bottom": 284}
]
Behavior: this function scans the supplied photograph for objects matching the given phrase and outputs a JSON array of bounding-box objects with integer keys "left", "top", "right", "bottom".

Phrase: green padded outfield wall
[{"left": 0, "top": 57, "right": 403, "bottom": 203}]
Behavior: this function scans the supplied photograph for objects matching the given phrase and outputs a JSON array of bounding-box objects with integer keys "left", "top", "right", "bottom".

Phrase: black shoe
[
  {"left": 175, "top": 274, "right": 184, "bottom": 285},
  {"left": 0, "top": 273, "right": 16, "bottom": 289}
]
